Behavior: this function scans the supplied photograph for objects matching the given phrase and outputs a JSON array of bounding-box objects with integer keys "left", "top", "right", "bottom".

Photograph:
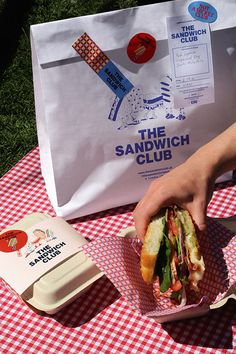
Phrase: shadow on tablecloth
[
  {"left": 162, "top": 299, "right": 236, "bottom": 349},
  {"left": 51, "top": 276, "right": 120, "bottom": 328}
]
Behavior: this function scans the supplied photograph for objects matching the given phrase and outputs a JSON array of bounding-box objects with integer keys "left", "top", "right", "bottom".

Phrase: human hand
[{"left": 133, "top": 158, "right": 215, "bottom": 241}]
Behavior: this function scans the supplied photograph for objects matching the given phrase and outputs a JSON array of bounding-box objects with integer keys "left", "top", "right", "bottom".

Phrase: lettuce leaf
[
  {"left": 155, "top": 233, "right": 171, "bottom": 293},
  {"left": 174, "top": 235, "right": 181, "bottom": 257}
]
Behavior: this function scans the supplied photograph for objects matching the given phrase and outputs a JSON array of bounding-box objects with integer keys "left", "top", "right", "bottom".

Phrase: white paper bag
[{"left": 30, "top": 0, "right": 236, "bottom": 219}]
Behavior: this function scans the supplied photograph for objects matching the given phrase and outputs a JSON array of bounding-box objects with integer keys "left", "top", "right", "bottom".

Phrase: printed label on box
[
  {"left": 0, "top": 218, "right": 87, "bottom": 295},
  {"left": 166, "top": 15, "right": 215, "bottom": 108}
]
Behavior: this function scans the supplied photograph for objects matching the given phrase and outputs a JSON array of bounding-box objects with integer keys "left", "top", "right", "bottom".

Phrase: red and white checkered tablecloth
[{"left": 1, "top": 147, "right": 236, "bottom": 354}]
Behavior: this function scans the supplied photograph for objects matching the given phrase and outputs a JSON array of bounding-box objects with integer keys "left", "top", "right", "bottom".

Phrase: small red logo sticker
[
  {"left": 0, "top": 230, "right": 28, "bottom": 253},
  {"left": 127, "top": 33, "right": 156, "bottom": 64}
]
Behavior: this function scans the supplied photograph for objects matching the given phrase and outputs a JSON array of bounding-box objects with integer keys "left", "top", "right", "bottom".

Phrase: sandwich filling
[{"left": 141, "top": 206, "right": 205, "bottom": 303}]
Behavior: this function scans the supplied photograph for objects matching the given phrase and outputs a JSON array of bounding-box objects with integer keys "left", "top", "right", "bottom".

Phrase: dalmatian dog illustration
[{"left": 108, "top": 75, "right": 185, "bottom": 129}]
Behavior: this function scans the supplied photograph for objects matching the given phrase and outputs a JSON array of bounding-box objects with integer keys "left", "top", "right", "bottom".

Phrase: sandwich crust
[{"left": 140, "top": 210, "right": 166, "bottom": 284}]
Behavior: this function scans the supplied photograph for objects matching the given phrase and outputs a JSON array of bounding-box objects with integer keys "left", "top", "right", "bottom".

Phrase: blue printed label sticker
[
  {"left": 98, "top": 61, "right": 134, "bottom": 99},
  {"left": 188, "top": 2, "right": 217, "bottom": 23}
]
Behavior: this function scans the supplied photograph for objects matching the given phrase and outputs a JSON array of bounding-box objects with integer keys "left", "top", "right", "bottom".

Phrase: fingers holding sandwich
[
  {"left": 133, "top": 184, "right": 167, "bottom": 242},
  {"left": 133, "top": 159, "right": 213, "bottom": 241},
  {"left": 133, "top": 173, "right": 190, "bottom": 241},
  {"left": 134, "top": 188, "right": 208, "bottom": 242}
]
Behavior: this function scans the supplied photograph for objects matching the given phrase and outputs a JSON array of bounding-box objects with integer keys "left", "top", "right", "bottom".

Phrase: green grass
[{"left": 0, "top": 0, "right": 160, "bottom": 177}]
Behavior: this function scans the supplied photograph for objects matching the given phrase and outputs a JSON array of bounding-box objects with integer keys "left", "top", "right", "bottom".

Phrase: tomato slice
[
  {"left": 171, "top": 280, "right": 182, "bottom": 292},
  {"left": 168, "top": 210, "right": 179, "bottom": 236}
]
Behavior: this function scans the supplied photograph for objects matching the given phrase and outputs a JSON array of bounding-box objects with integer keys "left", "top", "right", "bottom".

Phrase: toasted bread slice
[{"left": 140, "top": 210, "right": 166, "bottom": 284}]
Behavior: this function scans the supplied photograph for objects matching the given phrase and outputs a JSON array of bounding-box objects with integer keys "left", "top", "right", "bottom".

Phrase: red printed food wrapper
[{"left": 83, "top": 219, "right": 236, "bottom": 322}]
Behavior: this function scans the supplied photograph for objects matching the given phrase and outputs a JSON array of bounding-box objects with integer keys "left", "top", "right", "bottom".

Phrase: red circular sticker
[
  {"left": 127, "top": 33, "right": 156, "bottom": 64},
  {"left": 0, "top": 230, "right": 28, "bottom": 253}
]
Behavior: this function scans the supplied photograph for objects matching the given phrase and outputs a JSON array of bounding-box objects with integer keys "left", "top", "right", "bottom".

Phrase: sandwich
[{"left": 140, "top": 206, "right": 205, "bottom": 304}]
